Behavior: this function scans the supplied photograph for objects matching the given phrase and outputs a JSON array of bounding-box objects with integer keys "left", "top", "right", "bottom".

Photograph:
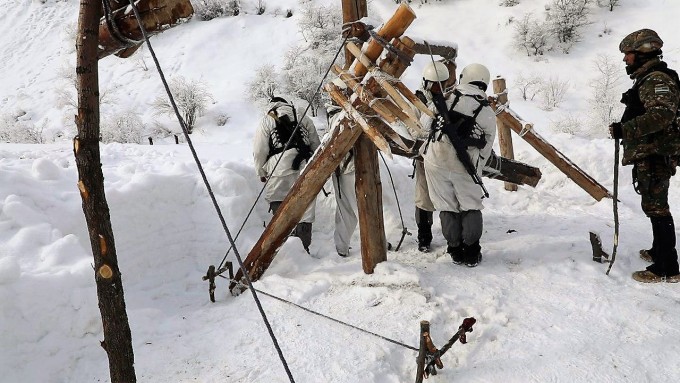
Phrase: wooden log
[
  {"left": 326, "top": 84, "right": 393, "bottom": 158},
  {"left": 492, "top": 103, "right": 612, "bottom": 201},
  {"left": 341, "top": 0, "right": 368, "bottom": 68},
  {"left": 333, "top": 66, "right": 423, "bottom": 141},
  {"left": 482, "top": 151, "right": 542, "bottom": 187},
  {"left": 355, "top": 133, "right": 387, "bottom": 274},
  {"left": 415, "top": 321, "right": 429, "bottom": 383},
  {"left": 412, "top": 42, "right": 458, "bottom": 61},
  {"left": 98, "top": 0, "right": 194, "bottom": 59},
  {"left": 230, "top": 117, "right": 363, "bottom": 291},
  {"left": 379, "top": 36, "right": 416, "bottom": 78},
  {"left": 493, "top": 77, "right": 518, "bottom": 192},
  {"left": 346, "top": 41, "right": 423, "bottom": 123},
  {"left": 394, "top": 81, "right": 434, "bottom": 118},
  {"left": 352, "top": 2, "right": 416, "bottom": 78}
]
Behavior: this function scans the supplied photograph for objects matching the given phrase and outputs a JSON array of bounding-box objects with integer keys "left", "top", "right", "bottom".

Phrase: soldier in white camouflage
[{"left": 609, "top": 29, "right": 680, "bottom": 283}]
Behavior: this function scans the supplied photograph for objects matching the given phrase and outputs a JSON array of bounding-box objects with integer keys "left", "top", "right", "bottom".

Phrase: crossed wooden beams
[{"left": 229, "top": 3, "right": 610, "bottom": 293}]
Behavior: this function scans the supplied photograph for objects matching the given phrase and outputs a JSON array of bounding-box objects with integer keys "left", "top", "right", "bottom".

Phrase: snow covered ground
[{"left": 1, "top": 0, "right": 680, "bottom": 382}]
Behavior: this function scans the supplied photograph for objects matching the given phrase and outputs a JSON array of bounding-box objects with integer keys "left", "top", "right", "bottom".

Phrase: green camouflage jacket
[{"left": 620, "top": 59, "right": 680, "bottom": 165}]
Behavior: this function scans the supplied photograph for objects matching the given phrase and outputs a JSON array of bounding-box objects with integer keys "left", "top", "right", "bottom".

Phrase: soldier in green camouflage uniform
[{"left": 610, "top": 29, "right": 680, "bottom": 283}]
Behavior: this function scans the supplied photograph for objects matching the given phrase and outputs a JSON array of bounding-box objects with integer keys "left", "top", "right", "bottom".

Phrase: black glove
[{"left": 609, "top": 122, "right": 623, "bottom": 139}]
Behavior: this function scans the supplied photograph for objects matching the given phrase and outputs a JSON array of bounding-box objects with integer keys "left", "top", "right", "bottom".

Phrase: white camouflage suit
[
  {"left": 421, "top": 83, "right": 496, "bottom": 246},
  {"left": 326, "top": 110, "right": 358, "bottom": 256},
  {"left": 253, "top": 100, "right": 321, "bottom": 223}
]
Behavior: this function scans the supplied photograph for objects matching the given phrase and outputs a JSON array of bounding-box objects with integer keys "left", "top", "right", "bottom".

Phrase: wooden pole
[
  {"left": 415, "top": 321, "right": 429, "bottom": 383},
  {"left": 341, "top": 0, "right": 367, "bottom": 68},
  {"left": 493, "top": 77, "right": 518, "bottom": 192},
  {"left": 354, "top": 132, "right": 387, "bottom": 273},
  {"left": 98, "top": 0, "right": 194, "bottom": 59},
  {"left": 352, "top": 2, "right": 416, "bottom": 78},
  {"left": 492, "top": 103, "right": 612, "bottom": 201},
  {"left": 75, "top": 0, "right": 136, "bottom": 381}
]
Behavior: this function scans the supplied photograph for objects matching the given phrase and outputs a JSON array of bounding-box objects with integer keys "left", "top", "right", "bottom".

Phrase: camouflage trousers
[{"left": 632, "top": 155, "right": 677, "bottom": 217}]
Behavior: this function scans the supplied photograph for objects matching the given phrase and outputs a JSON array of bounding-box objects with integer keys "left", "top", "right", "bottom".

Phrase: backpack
[
  {"left": 267, "top": 104, "right": 312, "bottom": 170},
  {"left": 429, "top": 89, "right": 489, "bottom": 150}
]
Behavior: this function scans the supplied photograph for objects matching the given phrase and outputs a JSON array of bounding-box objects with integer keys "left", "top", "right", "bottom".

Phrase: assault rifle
[{"left": 430, "top": 92, "right": 490, "bottom": 198}]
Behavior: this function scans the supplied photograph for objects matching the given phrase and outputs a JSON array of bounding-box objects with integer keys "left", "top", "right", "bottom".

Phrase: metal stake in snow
[{"left": 415, "top": 317, "right": 476, "bottom": 381}]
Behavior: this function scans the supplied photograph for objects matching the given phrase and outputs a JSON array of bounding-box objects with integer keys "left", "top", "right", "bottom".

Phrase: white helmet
[
  {"left": 422, "top": 61, "right": 450, "bottom": 82},
  {"left": 459, "top": 63, "right": 490, "bottom": 87}
]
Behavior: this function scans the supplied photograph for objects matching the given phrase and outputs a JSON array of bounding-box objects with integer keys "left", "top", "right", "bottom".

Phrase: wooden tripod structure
[{"left": 229, "top": 2, "right": 611, "bottom": 293}]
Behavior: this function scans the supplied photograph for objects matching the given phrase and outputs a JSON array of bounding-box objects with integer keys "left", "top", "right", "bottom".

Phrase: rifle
[{"left": 430, "top": 92, "right": 489, "bottom": 198}]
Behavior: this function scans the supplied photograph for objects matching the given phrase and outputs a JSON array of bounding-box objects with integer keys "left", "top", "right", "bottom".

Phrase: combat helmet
[{"left": 619, "top": 29, "right": 663, "bottom": 54}]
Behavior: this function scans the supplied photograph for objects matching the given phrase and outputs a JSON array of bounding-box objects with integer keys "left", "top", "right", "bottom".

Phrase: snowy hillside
[{"left": 1, "top": 0, "right": 680, "bottom": 382}]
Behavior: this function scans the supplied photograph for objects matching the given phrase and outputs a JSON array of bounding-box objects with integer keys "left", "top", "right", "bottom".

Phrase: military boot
[
  {"left": 416, "top": 208, "right": 433, "bottom": 253},
  {"left": 462, "top": 241, "right": 482, "bottom": 268},
  {"left": 635, "top": 216, "right": 680, "bottom": 282},
  {"left": 294, "top": 222, "right": 312, "bottom": 254},
  {"left": 448, "top": 245, "right": 464, "bottom": 265}
]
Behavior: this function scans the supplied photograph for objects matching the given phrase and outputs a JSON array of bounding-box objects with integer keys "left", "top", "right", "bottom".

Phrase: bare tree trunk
[{"left": 75, "top": 1, "right": 136, "bottom": 381}]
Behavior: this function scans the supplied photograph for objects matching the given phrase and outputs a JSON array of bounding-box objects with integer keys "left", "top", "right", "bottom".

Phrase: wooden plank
[
  {"left": 231, "top": 117, "right": 363, "bottom": 291},
  {"left": 355, "top": 133, "right": 387, "bottom": 274},
  {"left": 492, "top": 102, "right": 612, "bottom": 201},
  {"left": 492, "top": 77, "right": 518, "bottom": 191},
  {"left": 98, "top": 0, "right": 194, "bottom": 59},
  {"left": 352, "top": 2, "right": 416, "bottom": 78}
]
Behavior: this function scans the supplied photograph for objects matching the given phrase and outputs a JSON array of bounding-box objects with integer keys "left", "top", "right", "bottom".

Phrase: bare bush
[
  {"left": 194, "top": 0, "right": 240, "bottom": 21},
  {"left": 0, "top": 111, "right": 47, "bottom": 144},
  {"left": 514, "top": 13, "right": 551, "bottom": 56},
  {"left": 547, "top": 0, "right": 592, "bottom": 53},
  {"left": 597, "top": 0, "right": 620, "bottom": 11},
  {"left": 549, "top": 113, "right": 583, "bottom": 135},
  {"left": 215, "top": 113, "right": 231, "bottom": 126},
  {"left": 500, "top": 0, "right": 520, "bottom": 6},
  {"left": 151, "top": 76, "right": 214, "bottom": 134},
  {"left": 101, "top": 111, "right": 145, "bottom": 144},
  {"left": 247, "top": 64, "right": 280, "bottom": 108},
  {"left": 540, "top": 76, "right": 570, "bottom": 110},
  {"left": 55, "top": 63, "right": 117, "bottom": 113},
  {"left": 298, "top": 2, "right": 343, "bottom": 51},
  {"left": 588, "top": 54, "right": 625, "bottom": 134},
  {"left": 515, "top": 73, "right": 542, "bottom": 100}
]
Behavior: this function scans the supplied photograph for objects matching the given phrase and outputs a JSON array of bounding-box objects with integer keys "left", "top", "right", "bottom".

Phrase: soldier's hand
[{"left": 609, "top": 122, "right": 623, "bottom": 139}]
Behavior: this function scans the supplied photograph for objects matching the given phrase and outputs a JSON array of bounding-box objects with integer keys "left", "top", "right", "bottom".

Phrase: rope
[
  {"left": 378, "top": 152, "right": 410, "bottom": 251},
  {"left": 215, "top": 34, "right": 349, "bottom": 273},
  {"left": 224, "top": 276, "right": 418, "bottom": 352},
  {"left": 125, "top": 1, "right": 295, "bottom": 381},
  {"left": 367, "top": 29, "right": 413, "bottom": 66}
]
